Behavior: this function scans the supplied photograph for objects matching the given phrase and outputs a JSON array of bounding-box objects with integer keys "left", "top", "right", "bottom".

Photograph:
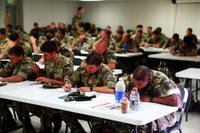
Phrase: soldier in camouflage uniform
[
  {"left": 116, "top": 32, "right": 140, "bottom": 53},
  {"left": 143, "top": 26, "right": 153, "bottom": 44},
  {"left": 163, "top": 33, "right": 182, "bottom": 49},
  {"left": 167, "top": 36, "right": 198, "bottom": 83},
  {"left": 145, "top": 30, "right": 168, "bottom": 48},
  {"left": 0, "top": 28, "right": 9, "bottom": 51},
  {"left": 64, "top": 52, "right": 116, "bottom": 133},
  {"left": 95, "top": 29, "right": 116, "bottom": 52},
  {"left": 184, "top": 28, "right": 198, "bottom": 45},
  {"left": 95, "top": 37, "right": 117, "bottom": 69},
  {"left": 51, "top": 29, "right": 73, "bottom": 59},
  {"left": 0, "top": 45, "right": 35, "bottom": 132},
  {"left": 72, "top": 7, "right": 84, "bottom": 37},
  {"left": 111, "top": 65, "right": 180, "bottom": 133},
  {"left": 30, "top": 41, "right": 77, "bottom": 133},
  {"left": 0, "top": 31, "right": 32, "bottom": 60}
]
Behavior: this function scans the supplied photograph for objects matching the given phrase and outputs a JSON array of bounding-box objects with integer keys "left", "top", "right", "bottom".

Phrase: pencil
[{"left": 91, "top": 102, "right": 111, "bottom": 108}]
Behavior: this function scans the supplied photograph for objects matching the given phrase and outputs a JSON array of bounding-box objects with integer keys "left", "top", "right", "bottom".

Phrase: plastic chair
[{"left": 166, "top": 86, "right": 189, "bottom": 133}]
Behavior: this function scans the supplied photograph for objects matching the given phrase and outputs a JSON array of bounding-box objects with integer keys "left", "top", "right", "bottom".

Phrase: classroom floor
[{"left": 8, "top": 79, "right": 200, "bottom": 133}]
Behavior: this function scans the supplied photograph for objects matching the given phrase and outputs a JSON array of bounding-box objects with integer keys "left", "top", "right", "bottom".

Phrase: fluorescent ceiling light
[{"left": 80, "top": 0, "right": 103, "bottom": 1}]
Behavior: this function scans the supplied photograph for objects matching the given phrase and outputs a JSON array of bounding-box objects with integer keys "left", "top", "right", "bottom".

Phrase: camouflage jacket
[
  {"left": 71, "top": 64, "right": 116, "bottom": 89},
  {"left": 123, "top": 70, "right": 178, "bottom": 97},
  {"left": 44, "top": 54, "right": 73, "bottom": 88},
  {"left": 0, "top": 57, "right": 34, "bottom": 80}
]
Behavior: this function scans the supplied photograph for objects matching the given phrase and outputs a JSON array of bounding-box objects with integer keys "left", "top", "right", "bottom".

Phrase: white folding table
[{"left": 0, "top": 81, "right": 178, "bottom": 133}]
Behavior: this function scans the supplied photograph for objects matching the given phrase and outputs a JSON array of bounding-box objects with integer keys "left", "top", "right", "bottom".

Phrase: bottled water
[
  {"left": 130, "top": 87, "right": 140, "bottom": 111},
  {"left": 115, "top": 78, "right": 126, "bottom": 103}
]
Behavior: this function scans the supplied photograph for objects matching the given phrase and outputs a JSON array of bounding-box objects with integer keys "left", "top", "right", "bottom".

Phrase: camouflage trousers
[
  {"left": 27, "top": 104, "right": 86, "bottom": 133},
  {"left": 0, "top": 99, "right": 34, "bottom": 132},
  {"left": 107, "top": 113, "right": 176, "bottom": 133}
]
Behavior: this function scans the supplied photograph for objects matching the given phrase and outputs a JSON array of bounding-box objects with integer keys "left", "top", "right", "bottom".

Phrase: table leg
[
  {"left": 150, "top": 122, "right": 153, "bottom": 133},
  {"left": 135, "top": 125, "right": 138, "bottom": 133},
  {"left": 185, "top": 79, "right": 192, "bottom": 121}
]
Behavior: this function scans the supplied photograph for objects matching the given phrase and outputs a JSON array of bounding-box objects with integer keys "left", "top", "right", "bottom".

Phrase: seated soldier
[
  {"left": 184, "top": 28, "right": 198, "bottom": 45},
  {"left": 163, "top": 33, "right": 182, "bottom": 49},
  {"left": 131, "top": 29, "right": 145, "bottom": 51},
  {"left": 110, "top": 65, "right": 180, "bottom": 133},
  {"left": 64, "top": 52, "right": 116, "bottom": 133},
  {"left": 116, "top": 32, "right": 140, "bottom": 53},
  {"left": 170, "top": 36, "right": 197, "bottom": 56},
  {"left": 0, "top": 45, "right": 35, "bottom": 132},
  {"left": 72, "top": 28, "right": 92, "bottom": 52},
  {"left": 145, "top": 29, "right": 167, "bottom": 48},
  {"left": 143, "top": 26, "right": 153, "bottom": 43},
  {"left": 0, "top": 28, "right": 9, "bottom": 50},
  {"left": 31, "top": 41, "right": 78, "bottom": 133},
  {"left": 167, "top": 36, "right": 198, "bottom": 83},
  {"left": 95, "top": 38, "right": 117, "bottom": 69},
  {"left": 114, "top": 29, "right": 124, "bottom": 46},
  {"left": 0, "top": 31, "right": 32, "bottom": 60},
  {"left": 94, "top": 29, "right": 116, "bottom": 52}
]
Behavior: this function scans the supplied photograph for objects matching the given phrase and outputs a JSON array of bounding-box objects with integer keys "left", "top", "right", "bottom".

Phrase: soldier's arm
[
  {"left": 93, "top": 86, "right": 114, "bottom": 94},
  {"left": 36, "top": 77, "right": 65, "bottom": 86},
  {"left": 98, "top": 69, "right": 116, "bottom": 94},
  {"left": 151, "top": 94, "right": 181, "bottom": 107},
  {"left": 0, "top": 75, "right": 25, "bottom": 82}
]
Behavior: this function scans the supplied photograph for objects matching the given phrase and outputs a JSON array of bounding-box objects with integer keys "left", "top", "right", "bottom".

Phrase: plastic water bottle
[
  {"left": 115, "top": 78, "right": 126, "bottom": 104},
  {"left": 123, "top": 43, "right": 128, "bottom": 53},
  {"left": 129, "top": 87, "right": 140, "bottom": 111}
]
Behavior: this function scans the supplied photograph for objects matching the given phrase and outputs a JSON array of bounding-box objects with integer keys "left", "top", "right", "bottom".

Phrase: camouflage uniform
[
  {"left": 96, "top": 38, "right": 116, "bottom": 52},
  {"left": 51, "top": 37, "right": 73, "bottom": 60},
  {"left": 147, "top": 36, "right": 167, "bottom": 48},
  {"left": 0, "top": 37, "right": 8, "bottom": 49},
  {"left": 102, "top": 51, "right": 117, "bottom": 65},
  {"left": 35, "top": 54, "right": 75, "bottom": 133},
  {"left": 121, "top": 70, "right": 179, "bottom": 132},
  {"left": 72, "top": 14, "right": 82, "bottom": 37},
  {"left": 43, "top": 54, "right": 73, "bottom": 88},
  {"left": 143, "top": 33, "right": 152, "bottom": 43},
  {"left": 0, "top": 57, "right": 35, "bottom": 131},
  {"left": 20, "top": 41, "right": 33, "bottom": 58},
  {"left": 164, "top": 39, "right": 182, "bottom": 49},
  {"left": 130, "top": 36, "right": 143, "bottom": 52},
  {"left": 63, "top": 64, "right": 116, "bottom": 133},
  {"left": 184, "top": 34, "right": 198, "bottom": 45},
  {"left": 2, "top": 41, "right": 32, "bottom": 59}
]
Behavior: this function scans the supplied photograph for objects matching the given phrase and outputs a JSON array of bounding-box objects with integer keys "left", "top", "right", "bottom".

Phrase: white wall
[
  {"left": 80, "top": 0, "right": 200, "bottom": 38},
  {"left": 22, "top": 0, "right": 200, "bottom": 38},
  {"left": 23, "top": 0, "right": 78, "bottom": 32},
  {"left": 80, "top": 0, "right": 174, "bottom": 37},
  {"left": 0, "top": 0, "right": 6, "bottom": 27},
  {"left": 174, "top": 3, "right": 200, "bottom": 38}
]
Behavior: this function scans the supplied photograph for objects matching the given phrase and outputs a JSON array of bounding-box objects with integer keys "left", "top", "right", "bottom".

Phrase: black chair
[{"left": 165, "top": 86, "right": 189, "bottom": 133}]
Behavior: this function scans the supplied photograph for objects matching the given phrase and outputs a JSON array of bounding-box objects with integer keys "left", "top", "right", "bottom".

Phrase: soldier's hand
[
  {"left": 140, "top": 95, "right": 151, "bottom": 102},
  {"left": 78, "top": 87, "right": 90, "bottom": 92},
  {"left": 36, "top": 77, "right": 50, "bottom": 83},
  {"left": 64, "top": 83, "right": 72, "bottom": 92}
]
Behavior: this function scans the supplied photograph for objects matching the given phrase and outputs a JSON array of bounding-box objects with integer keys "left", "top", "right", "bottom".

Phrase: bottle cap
[{"left": 132, "top": 87, "right": 138, "bottom": 91}]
